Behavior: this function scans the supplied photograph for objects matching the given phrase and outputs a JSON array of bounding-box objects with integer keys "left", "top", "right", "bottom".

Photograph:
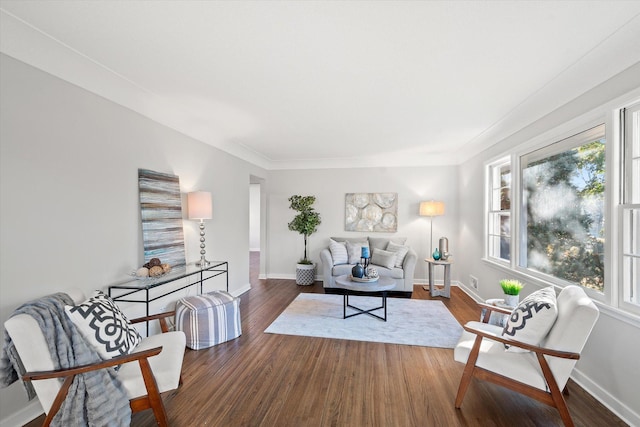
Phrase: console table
[{"left": 109, "top": 261, "right": 228, "bottom": 334}]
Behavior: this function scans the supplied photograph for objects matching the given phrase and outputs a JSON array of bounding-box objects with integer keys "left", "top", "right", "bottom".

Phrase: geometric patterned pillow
[
  {"left": 502, "top": 286, "right": 558, "bottom": 353},
  {"left": 65, "top": 290, "right": 142, "bottom": 359}
]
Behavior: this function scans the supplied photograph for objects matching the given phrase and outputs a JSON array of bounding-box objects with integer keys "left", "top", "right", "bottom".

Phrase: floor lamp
[
  {"left": 419, "top": 200, "right": 445, "bottom": 256},
  {"left": 188, "top": 191, "right": 213, "bottom": 267}
]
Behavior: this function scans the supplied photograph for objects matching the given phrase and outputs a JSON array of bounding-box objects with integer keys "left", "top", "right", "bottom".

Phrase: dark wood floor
[{"left": 26, "top": 252, "right": 625, "bottom": 426}]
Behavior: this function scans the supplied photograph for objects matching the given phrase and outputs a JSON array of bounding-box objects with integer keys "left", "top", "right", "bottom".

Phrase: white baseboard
[
  {"left": 0, "top": 400, "right": 42, "bottom": 427},
  {"left": 258, "top": 273, "right": 267, "bottom": 280},
  {"left": 571, "top": 368, "right": 640, "bottom": 427},
  {"left": 232, "top": 283, "right": 252, "bottom": 297}
]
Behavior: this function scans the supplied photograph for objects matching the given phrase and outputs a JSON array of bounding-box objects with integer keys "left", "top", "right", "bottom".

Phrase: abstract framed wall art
[
  {"left": 138, "top": 169, "right": 186, "bottom": 267},
  {"left": 345, "top": 193, "right": 398, "bottom": 232}
]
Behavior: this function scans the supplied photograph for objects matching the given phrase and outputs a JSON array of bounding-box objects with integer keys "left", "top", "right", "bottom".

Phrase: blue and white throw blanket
[{"left": 0, "top": 292, "right": 131, "bottom": 426}]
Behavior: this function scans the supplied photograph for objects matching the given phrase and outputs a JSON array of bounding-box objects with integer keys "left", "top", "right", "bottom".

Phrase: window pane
[
  {"left": 500, "top": 166, "right": 511, "bottom": 210},
  {"left": 521, "top": 135, "right": 605, "bottom": 292}
]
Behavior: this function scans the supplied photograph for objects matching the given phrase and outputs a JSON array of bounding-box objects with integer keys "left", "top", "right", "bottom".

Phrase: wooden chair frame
[
  {"left": 22, "top": 311, "right": 179, "bottom": 427},
  {"left": 455, "top": 303, "right": 580, "bottom": 427}
]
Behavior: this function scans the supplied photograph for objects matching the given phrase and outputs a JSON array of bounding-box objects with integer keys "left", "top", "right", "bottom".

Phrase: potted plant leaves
[
  {"left": 288, "top": 195, "right": 322, "bottom": 285},
  {"left": 500, "top": 279, "right": 525, "bottom": 307}
]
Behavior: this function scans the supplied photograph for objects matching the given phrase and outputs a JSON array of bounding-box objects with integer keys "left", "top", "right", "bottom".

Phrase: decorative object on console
[
  {"left": 419, "top": 200, "right": 445, "bottom": 256},
  {"left": 138, "top": 169, "right": 186, "bottom": 268},
  {"left": 288, "top": 195, "right": 322, "bottom": 285},
  {"left": 188, "top": 191, "right": 213, "bottom": 267},
  {"left": 439, "top": 237, "right": 450, "bottom": 260},
  {"left": 345, "top": 193, "right": 398, "bottom": 232},
  {"left": 432, "top": 247, "right": 441, "bottom": 260},
  {"left": 500, "top": 278, "right": 524, "bottom": 307}
]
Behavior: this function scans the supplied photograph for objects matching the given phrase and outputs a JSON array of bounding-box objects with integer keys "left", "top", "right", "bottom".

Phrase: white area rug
[{"left": 265, "top": 293, "right": 463, "bottom": 349}]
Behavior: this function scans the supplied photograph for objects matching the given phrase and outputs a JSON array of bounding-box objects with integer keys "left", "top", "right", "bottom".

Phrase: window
[
  {"left": 621, "top": 102, "right": 640, "bottom": 309},
  {"left": 520, "top": 125, "right": 606, "bottom": 292},
  {"left": 487, "top": 158, "right": 511, "bottom": 262},
  {"left": 484, "top": 96, "right": 640, "bottom": 317}
]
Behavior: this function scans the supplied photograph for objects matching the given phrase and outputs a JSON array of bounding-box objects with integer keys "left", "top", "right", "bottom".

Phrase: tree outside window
[{"left": 521, "top": 127, "right": 605, "bottom": 292}]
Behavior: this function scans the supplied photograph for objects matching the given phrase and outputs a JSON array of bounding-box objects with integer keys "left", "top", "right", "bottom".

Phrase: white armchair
[
  {"left": 453, "top": 285, "right": 599, "bottom": 427},
  {"left": 4, "top": 289, "right": 186, "bottom": 427}
]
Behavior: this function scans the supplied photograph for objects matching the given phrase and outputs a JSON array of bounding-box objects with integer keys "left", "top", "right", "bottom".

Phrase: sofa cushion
[
  {"left": 386, "top": 241, "right": 410, "bottom": 267},
  {"left": 368, "top": 237, "right": 407, "bottom": 252},
  {"left": 329, "top": 239, "right": 348, "bottom": 265},
  {"left": 371, "top": 249, "right": 397, "bottom": 269},
  {"left": 332, "top": 264, "right": 355, "bottom": 276},
  {"left": 503, "top": 286, "right": 558, "bottom": 353},
  {"left": 346, "top": 241, "right": 369, "bottom": 264}
]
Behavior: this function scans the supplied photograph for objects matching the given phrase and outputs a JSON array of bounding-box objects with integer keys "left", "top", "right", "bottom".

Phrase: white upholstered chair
[
  {"left": 453, "top": 285, "right": 599, "bottom": 427},
  {"left": 4, "top": 289, "right": 186, "bottom": 427}
]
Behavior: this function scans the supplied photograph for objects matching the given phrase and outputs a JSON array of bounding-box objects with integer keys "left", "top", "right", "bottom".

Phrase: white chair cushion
[
  {"left": 65, "top": 290, "right": 142, "bottom": 359},
  {"left": 454, "top": 321, "right": 548, "bottom": 391},
  {"left": 328, "top": 239, "right": 348, "bottom": 265},
  {"left": 502, "top": 286, "right": 558, "bottom": 352},
  {"left": 117, "top": 331, "right": 186, "bottom": 399}
]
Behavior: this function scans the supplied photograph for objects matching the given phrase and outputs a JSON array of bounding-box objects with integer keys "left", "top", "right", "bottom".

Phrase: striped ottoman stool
[{"left": 175, "top": 291, "right": 242, "bottom": 350}]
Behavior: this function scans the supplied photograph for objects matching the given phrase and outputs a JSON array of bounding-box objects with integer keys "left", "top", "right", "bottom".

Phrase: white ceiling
[{"left": 2, "top": 1, "right": 640, "bottom": 170}]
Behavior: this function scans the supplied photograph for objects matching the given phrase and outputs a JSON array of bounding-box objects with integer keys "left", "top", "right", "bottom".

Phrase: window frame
[
  {"left": 485, "top": 156, "right": 511, "bottom": 266},
  {"left": 483, "top": 90, "right": 640, "bottom": 320}
]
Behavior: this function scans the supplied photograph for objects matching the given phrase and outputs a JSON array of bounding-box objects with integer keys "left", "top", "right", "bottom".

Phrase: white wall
[
  {"left": 456, "top": 62, "right": 640, "bottom": 425},
  {"left": 0, "top": 54, "right": 266, "bottom": 425},
  {"left": 249, "top": 183, "right": 261, "bottom": 251},
  {"left": 265, "top": 166, "right": 458, "bottom": 283}
]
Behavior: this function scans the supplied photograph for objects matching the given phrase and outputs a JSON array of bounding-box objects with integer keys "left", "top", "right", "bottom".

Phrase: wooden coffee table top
[{"left": 334, "top": 274, "right": 395, "bottom": 292}]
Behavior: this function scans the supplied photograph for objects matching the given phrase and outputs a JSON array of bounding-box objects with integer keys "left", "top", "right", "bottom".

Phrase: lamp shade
[
  {"left": 187, "top": 191, "right": 212, "bottom": 220},
  {"left": 419, "top": 200, "right": 445, "bottom": 217}
]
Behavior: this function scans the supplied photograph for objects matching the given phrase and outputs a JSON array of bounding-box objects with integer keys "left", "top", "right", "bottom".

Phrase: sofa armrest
[
  {"left": 320, "top": 248, "right": 334, "bottom": 287},
  {"left": 402, "top": 249, "right": 418, "bottom": 290}
]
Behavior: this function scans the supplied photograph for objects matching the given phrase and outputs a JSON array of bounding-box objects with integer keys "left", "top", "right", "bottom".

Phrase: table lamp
[{"left": 187, "top": 191, "right": 213, "bottom": 267}]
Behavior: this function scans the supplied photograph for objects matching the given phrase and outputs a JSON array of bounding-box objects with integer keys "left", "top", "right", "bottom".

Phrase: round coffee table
[{"left": 334, "top": 274, "right": 396, "bottom": 321}]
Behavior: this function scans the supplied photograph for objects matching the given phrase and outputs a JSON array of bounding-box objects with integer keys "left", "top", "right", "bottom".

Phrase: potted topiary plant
[
  {"left": 500, "top": 279, "right": 525, "bottom": 307},
  {"left": 288, "top": 195, "right": 322, "bottom": 285}
]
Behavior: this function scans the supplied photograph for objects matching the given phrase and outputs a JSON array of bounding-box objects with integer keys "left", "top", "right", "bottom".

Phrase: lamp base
[{"left": 196, "top": 257, "right": 210, "bottom": 268}]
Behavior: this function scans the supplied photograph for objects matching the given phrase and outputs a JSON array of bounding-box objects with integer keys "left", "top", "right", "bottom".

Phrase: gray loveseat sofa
[{"left": 320, "top": 236, "right": 417, "bottom": 295}]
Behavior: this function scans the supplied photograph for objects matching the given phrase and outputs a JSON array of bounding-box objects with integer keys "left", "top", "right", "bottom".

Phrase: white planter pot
[
  {"left": 504, "top": 294, "right": 520, "bottom": 308},
  {"left": 296, "top": 263, "right": 316, "bottom": 286}
]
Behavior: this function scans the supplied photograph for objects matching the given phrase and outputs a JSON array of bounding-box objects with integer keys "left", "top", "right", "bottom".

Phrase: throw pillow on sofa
[
  {"left": 386, "top": 241, "right": 409, "bottom": 268},
  {"left": 329, "top": 239, "right": 348, "bottom": 265},
  {"left": 346, "top": 241, "right": 369, "bottom": 264},
  {"left": 371, "top": 249, "right": 397, "bottom": 269}
]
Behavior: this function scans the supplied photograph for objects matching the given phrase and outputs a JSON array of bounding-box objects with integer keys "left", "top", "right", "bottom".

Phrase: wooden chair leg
[
  {"left": 455, "top": 335, "right": 483, "bottom": 408},
  {"left": 139, "top": 358, "right": 169, "bottom": 427},
  {"left": 537, "top": 353, "right": 574, "bottom": 427},
  {"left": 42, "top": 375, "right": 75, "bottom": 427}
]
